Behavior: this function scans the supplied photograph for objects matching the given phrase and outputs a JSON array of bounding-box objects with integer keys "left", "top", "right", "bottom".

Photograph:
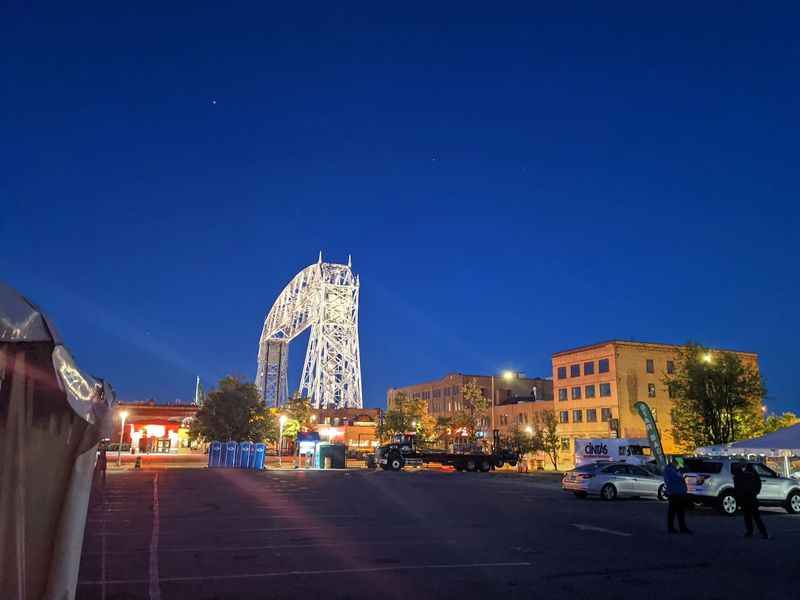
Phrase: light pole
[
  {"left": 117, "top": 410, "right": 129, "bottom": 466},
  {"left": 491, "top": 370, "right": 515, "bottom": 443},
  {"left": 278, "top": 415, "right": 287, "bottom": 468}
]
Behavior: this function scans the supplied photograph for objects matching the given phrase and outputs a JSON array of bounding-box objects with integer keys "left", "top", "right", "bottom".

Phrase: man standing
[
  {"left": 734, "top": 463, "right": 769, "bottom": 539},
  {"left": 664, "top": 459, "right": 692, "bottom": 534}
]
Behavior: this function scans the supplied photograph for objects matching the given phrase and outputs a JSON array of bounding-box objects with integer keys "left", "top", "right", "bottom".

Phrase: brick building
[
  {"left": 552, "top": 340, "right": 761, "bottom": 468},
  {"left": 387, "top": 371, "right": 553, "bottom": 438}
]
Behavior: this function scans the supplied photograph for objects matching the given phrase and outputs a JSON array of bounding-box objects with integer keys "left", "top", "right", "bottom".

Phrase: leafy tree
[
  {"left": 280, "top": 418, "right": 301, "bottom": 441},
  {"left": 250, "top": 407, "right": 280, "bottom": 444},
  {"left": 506, "top": 424, "right": 536, "bottom": 456},
  {"left": 532, "top": 411, "right": 559, "bottom": 470},
  {"left": 451, "top": 378, "right": 490, "bottom": 442},
  {"left": 189, "top": 376, "right": 275, "bottom": 443},
  {"left": 762, "top": 411, "right": 800, "bottom": 435},
  {"left": 285, "top": 394, "right": 314, "bottom": 430},
  {"left": 664, "top": 343, "right": 766, "bottom": 451},
  {"left": 378, "top": 392, "right": 436, "bottom": 443}
]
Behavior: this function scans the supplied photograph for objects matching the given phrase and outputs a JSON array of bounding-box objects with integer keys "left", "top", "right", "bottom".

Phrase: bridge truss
[{"left": 255, "top": 254, "right": 362, "bottom": 409}]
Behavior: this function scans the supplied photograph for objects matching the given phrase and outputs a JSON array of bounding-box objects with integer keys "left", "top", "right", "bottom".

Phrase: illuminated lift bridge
[{"left": 256, "top": 253, "right": 363, "bottom": 409}]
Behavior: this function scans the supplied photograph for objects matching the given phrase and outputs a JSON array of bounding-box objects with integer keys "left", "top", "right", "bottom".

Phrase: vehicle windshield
[{"left": 683, "top": 459, "right": 723, "bottom": 474}]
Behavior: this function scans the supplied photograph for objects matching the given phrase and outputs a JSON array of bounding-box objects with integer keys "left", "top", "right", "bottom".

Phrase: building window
[
  {"left": 517, "top": 414, "right": 524, "bottom": 424},
  {"left": 557, "top": 366, "right": 567, "bottom": 379},
  {"left": 646, "top": 359, "right": 654, "bottom": 374},
  {"left": 573, "top": 409, "right": 583, "bottom": 423},
  {"left": 598, "top": 358, "right": 609, "bottom": 373},
  {"left": 572, "top": 386, "right": 581, "bottom": 400},
  {"left": 648, "top": 383, "right": 656, "bottom": 398},
  {"left": 444, "top": 387, "right": 451, "bottom": 397},
  {"left": 433, "top": 389, "right": 441, "bottom": 398},
  {"left": 452, "top": 385, "right": 459, "bottom": 395},
  {"left": 666, "top": 360, "right": 675, "bottom": 374},
  {"left": 558, "top": 388, "right": 568, "bottom": 401},
  {"left": 668, "top": 385, "right": 676, "bottom": 399},
  {"left": 570, "top": 364, "right": 580, "bottom": 378},
  {"left": 559, "top": 411, "right": 569, "bottom": 424},
  {"left": 560, "top": 437, "right": 570, "bottom": 451},
  {"left": 601, "top": 408, "right": 612, "bottom": 422},
  {"left": 587, "top": 408, "right": 597, "bottom": 422},
  {"left": 584, "top": 361, "right": 594, "bottom": 375},
  {"left": 585, "top": 384, "right": 596, "bottom": 398},
  {"left": 599, "top": 383, "right": 611, "bottom": 397}
]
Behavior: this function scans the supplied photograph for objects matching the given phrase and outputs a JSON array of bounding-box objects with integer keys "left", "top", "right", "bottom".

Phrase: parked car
[
  {"left": 562, "top": 462, "right": 667, "bottom": 501},
  {"left": 682, "top": 457, "right": 800, "bottom": 515}
]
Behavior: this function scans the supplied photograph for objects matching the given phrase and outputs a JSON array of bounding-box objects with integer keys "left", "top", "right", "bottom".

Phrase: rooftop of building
[
  {"left": 552, "top": 339, "right": 758, "bottom": 358},
  {"left": 388, "top": 371, "right": 550, "bottom": 391}
]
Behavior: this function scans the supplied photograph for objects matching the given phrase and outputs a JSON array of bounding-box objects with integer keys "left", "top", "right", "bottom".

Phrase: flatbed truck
[{"left": 375, "top": 431, "right": 518, "bottom": 472}]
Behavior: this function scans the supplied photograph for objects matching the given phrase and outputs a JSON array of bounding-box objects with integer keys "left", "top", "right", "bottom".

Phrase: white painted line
[
  {"left": 148, "top": 473, "right": 161, "bottom": 600},
  {"left": 86, "top": 539, "right": 454, "bottom": 556},
  {"left": 572, "top": 524, "right": 632, "bottom": 537},
  {"left": 79, "top": 561, "right": 532, "bottom": 586}
]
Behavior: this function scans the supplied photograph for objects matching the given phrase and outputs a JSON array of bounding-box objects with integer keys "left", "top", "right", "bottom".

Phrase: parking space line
[
  {"left": 572, "top": 524, "right": 632, "bottom": 537},
  {"left": 148, "top": 473, "right": 161, "bottom": 600},
  {"left": 86, "top": 539, "right": 452, "bottom": 556},
  {"left": 79, "top": 561, "right": 533, "bottom": 586}
]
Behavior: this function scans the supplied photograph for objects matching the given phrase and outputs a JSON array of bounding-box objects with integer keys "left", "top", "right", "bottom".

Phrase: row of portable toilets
[{"left": 208, "top": 441, "right": 266, "bottom": 469}]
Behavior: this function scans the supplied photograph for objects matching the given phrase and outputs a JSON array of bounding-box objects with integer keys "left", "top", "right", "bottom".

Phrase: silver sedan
[{"left": 562, "top": 463, "right": 667, "bottom": 501}]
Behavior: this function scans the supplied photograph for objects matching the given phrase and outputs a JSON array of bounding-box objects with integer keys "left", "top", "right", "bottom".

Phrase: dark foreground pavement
[{"left": 78, "top": 467, "right": 800, "bottom": 600}]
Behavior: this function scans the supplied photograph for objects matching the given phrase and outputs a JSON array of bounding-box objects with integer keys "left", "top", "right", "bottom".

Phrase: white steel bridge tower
[{"left": 255, "top": 254, "right": 363, "bottom": 409}]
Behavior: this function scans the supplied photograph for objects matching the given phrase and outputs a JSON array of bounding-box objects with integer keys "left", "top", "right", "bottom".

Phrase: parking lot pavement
[{"left": 78, "top": 468, "right": 800, "bottom": 600}]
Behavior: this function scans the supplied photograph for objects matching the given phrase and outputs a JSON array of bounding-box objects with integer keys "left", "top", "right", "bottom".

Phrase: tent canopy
[{"left": 696, "top": 424, "right": 800, "bottom": 457}]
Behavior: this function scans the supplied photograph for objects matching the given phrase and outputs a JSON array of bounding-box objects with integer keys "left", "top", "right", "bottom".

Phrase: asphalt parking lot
[{"left": 78, "top": 467, "right": 800, "bottom": 600}]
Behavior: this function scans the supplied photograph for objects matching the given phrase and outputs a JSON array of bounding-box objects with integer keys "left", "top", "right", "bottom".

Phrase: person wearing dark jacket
[
  {"left": 733, "top": 463, "right": 769, "bottom": 539},
  {"left": 664, "top": 460, "right": 691, "bottom": 534}
]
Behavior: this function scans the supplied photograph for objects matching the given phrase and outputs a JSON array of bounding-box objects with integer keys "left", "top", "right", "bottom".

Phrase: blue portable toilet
[
  {"left": 224, "top": 441, "right": 238, "bottom": 467},
  {"left": 237, "top": 441, "right": 252, "bottom": 468},
  {"left": 208, "top": 441, "right": 222, "bottom": 467},
  {"left": 251, "top": 443, "right": 266, "bottom": 470}
]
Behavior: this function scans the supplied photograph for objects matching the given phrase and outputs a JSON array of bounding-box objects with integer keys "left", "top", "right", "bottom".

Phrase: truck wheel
[
  {"left": 495, "top": 461, "right": 504, "bottom": 469},
  {"left": 388, "top": 454, "right": 405, "bottom": 472},
  {"left": 465, "top": 458, "right": 477, "bottom": 472},
  {"left": 479, "top": 459, "right": 492, "bottom": 472}
]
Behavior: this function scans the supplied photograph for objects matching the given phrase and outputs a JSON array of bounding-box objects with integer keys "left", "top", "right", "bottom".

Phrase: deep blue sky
[{"left": 2, "top": 4, "right": 798, "bottom": 413}]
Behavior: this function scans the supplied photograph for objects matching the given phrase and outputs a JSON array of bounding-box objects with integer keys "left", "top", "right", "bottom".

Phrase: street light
[
  {"left": 701, "top": 352, "right": 713, "bottom": 364},
  {"left": 117, "top": 410, "right": 129, "bottom": 466},
  {"left": 278, "top": 414, "right": 287, "bottom": 467},
  {"left": 491, "top": 370, "right": 516, "bottom": 444},
  {"left": 525, "top": 426, "right": 533, "bottom": 436}
]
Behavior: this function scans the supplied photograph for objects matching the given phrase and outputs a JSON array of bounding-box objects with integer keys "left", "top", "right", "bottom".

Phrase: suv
[{"left": 682, "top": 457, "right": 800, "bottom": 515}]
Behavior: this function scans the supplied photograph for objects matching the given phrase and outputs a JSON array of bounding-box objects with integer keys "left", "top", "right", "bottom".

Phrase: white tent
[{"left": 695, "top": 423, "right": 800, "bottom": 476}]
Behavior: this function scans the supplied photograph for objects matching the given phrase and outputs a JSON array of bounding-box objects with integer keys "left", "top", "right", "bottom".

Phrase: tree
[
  {"left": 189, "top": 376, "right": 276, "bottom": 443},
  {"left": 762, "top": 411, "right": 800, "bottom": 435},
  {"left": 285, "top": 394, "right": 314, "bottom": 430},
  {"left": 665, "top": 343, "right": 765, "bottom": 451},
  {"left": 532, "top": 411, "right": 559, "bottom": 470},
  {"left": 451, "top": 378, "right": 490, "bottom": 443},
  {"left": 380, "top": 392, "right": 426, "bottom": 441},
  {"left": 506, "top": 424, "right": 536, "bottom": 456}
]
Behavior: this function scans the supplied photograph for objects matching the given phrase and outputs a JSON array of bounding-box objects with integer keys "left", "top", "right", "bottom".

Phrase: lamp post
[
  {"left": 278, "top": 415, "right": 287, "bottom": 468},
  {"left": 117, "top": 410, "right": 129, "bottom": 466},
  {"left": 491, "top": 371, "right": 515, "bottom": 442}
]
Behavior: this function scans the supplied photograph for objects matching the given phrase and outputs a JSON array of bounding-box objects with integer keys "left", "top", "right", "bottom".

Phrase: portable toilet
[
  {"left": 208, "top": 441, "right": 223, "bottom": 467},
  {"left": 224, "top": 441, "right": 238, "bottom": 467},
  {"left": 237, "top": 441, "right": 253, "bottom": 468},
  {"left": 251, "top": 443, "right": 266, "bottom": 470}
]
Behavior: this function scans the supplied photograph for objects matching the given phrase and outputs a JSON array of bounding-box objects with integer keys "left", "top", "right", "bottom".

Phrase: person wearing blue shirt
[{"left": 664, "top": 459, "right": 692, "bottom": 534}]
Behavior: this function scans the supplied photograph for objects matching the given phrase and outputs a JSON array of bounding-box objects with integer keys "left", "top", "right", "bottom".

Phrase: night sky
[{"left": 2, "top": 4, "right": 798, "bottom": 413}]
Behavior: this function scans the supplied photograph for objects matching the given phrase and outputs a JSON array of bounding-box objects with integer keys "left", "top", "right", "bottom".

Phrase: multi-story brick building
[
  {"left": 387, "top": 371, "right": 553, "bottom": 438},
  {"left": 552, "top": 340, "right": 761, "bottom": 468}
]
